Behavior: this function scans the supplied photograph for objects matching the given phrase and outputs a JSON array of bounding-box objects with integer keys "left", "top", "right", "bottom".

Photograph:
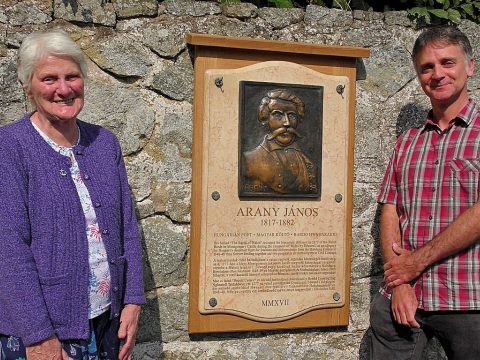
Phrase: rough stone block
[
  {"left": 141, "top": 216, "right": 188, "bottom": 289},
  {"left": 53, "top": 0, "right": 116, "bottom": 26},
  {"left": 113, "top": 0, "right": 158, "bottom": 18},
  {"left": 257, "top": 8, "right": 304, "bottom": 30},
  {"left": 221, "top": 3, "right": 257, "bottom": 19},
  {"left": 165, "top": 0, "right": 220, "bottom": 17}
]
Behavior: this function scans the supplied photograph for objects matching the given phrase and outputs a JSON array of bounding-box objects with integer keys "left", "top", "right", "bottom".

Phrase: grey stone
[
  {"left": 136, "top": 286, "right": 189, "bottom": 343},
  {"left": 81, "top": 79, "right": 155, "bottom": 155},
  {"left": 258, "top": 8, "right": 304, "bottom": 30},
  {"left": 143, "top": 99, "right": 192, "bottom": 182},
  {"left": 140, "top": 216, "right": 188, "bottom": 289},
  {"left": 384, "top": 10, "right": 412, "bottom": 27},
  {"left": 53, "top": 0, "right": 116, "bottom": 26},
  {"left": 361, "top": 41, "right": 417, "bottom": 100},
  {"left": 165, "top": 0, "right": 221, "bottom": 17},
  {"left": 352, "top": 9, "right": 384, "bottom": 21},
  {"left": 193, "top": 15, "right": 270, "bottom": 39},
  {"left": 0, "top": 50, "right": 26, "bottom": 125},
  {"left": 150, "top": 181, "right": 191, "bottom": 223},
  {"left": 151, "top": 51, "right": 193, "bottom": 101},
  {"left": 113, "top": 0, "right": 158, "bottom": 19},
  {"left": 83, "top": 33, "right": 154, "bottom": 78},
  {"left": 125, "top": 151, "right": 156, "bottom": 202},
  {"left": 221, "top": 3, "right": 257, "bottom": 19},
  {"left": 1, "top": 1, "right": 52, "bottom": 25},
  {"left": 305, "top": 5, "right": 353, "bottom": 27},
  {"left": 142, "top": 20, "right": 192, "bottom": 58}
]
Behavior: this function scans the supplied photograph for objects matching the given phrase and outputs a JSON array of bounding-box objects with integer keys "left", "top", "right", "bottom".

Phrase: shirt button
[
  {"left": 429, "top": 215, "right": 433, "bottom": 220},
  {"left": 83, "top": 174, "right": 90, "bottom": 180},
  {"left": 102, "top": 229, "right": 109, "bottom": 235},
  {"left": 434, "top": 160, "right": 439, "bottom": 165},
  {"left": 277, "top": 184, "right": 282, "bottom": 188},
  {"left": 432, "top": 187, "right": 436, "bottom": 192}
]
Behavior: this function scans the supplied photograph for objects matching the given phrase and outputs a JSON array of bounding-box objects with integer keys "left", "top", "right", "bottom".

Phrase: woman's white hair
[{"left": 17, "top": 29, "right": 87, "bottom": 91}]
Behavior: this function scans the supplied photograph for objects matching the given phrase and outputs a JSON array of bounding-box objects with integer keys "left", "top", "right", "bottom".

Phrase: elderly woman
[{"left": 0, "top": 30, "right": 145, "bottom": 359}]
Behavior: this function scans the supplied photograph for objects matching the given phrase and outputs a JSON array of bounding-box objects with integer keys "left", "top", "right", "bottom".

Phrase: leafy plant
[
  {"left": 332, "top": 0, "right": 352, "bottom": 10},
  {"left": 268, "top": 0, "right": 295, "bottom": 8},
  {"left": 408, "top": 0, "right": 480, "bottom": 24}
]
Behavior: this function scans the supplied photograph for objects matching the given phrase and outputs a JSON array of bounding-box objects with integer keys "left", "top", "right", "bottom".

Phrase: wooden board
[{"left": 188, "top": 33, "right": 370, "bottom": 334}]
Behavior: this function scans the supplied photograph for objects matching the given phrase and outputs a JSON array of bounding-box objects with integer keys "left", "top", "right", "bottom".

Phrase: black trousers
[{"left": 369, "top": 292, "right": 480, "bottom": 360}]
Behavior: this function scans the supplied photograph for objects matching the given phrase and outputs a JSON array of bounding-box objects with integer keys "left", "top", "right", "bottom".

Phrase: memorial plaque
[
  {"left": 187, "top": 33, "right": 369, "bottom": 333},
  {"left": 198, "top": 61, "right": 349, "bottom": 321}
]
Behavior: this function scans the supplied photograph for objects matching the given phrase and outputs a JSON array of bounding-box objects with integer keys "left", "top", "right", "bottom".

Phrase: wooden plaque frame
[{"left": 187, "top": 33, "right": 370, "bottom": 334}]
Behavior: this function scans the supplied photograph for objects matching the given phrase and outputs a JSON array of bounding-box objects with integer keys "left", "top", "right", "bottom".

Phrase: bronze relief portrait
[{"left": 239, "top": 82, "right": 323, "bottom": 198}]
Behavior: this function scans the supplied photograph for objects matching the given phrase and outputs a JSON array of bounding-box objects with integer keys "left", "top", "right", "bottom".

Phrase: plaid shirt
[{"left": 378, "top": 99, "right": 480, "bottom": 311}]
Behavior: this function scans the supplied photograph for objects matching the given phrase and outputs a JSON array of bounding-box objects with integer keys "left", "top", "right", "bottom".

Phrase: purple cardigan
[{"left": 0, "top": 114, "right": 145, "bottom": 346}]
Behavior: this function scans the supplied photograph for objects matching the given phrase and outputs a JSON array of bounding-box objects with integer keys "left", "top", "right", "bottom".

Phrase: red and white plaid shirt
[{"left": 378, "top": 99, "right": 480, "bottom": 311}]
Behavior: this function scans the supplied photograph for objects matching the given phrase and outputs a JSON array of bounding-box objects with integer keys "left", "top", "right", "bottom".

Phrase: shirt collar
[{"left": 422, "top": 99, "right": 478, "bottom": 132}]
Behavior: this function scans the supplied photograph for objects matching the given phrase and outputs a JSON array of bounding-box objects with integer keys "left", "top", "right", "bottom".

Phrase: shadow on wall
[
  {"left": 135, "top": 206, "right": 163, "bottom": 349},
  {"left": 358, "top": 102, "right": 445, "bottom": 359}
]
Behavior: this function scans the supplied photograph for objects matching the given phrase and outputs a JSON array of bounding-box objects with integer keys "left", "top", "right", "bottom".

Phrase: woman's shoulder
[
  {"left": 0, "top": 115, "right": 31, "bottom": 148},
  {"left": 77, "top": 120, "right": 119, "bottom": 143}
]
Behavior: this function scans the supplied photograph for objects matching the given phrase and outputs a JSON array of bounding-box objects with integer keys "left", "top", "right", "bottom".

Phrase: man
[
  {"left": 369, "top": 26, "right": 480, "bottom": 359},
  {"left": 242, "top": 89, "right": 318, "bottom": 195}
]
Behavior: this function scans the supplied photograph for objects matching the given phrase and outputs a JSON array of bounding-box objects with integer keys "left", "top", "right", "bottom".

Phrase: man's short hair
[
  {"left": 412, "top": 26, "right": 473, "bottom": 64},
  {"left": 258, "top": 89, "right": 305, "bottom": 123}
]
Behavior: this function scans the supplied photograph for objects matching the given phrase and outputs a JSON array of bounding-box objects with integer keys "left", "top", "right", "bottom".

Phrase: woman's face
[{"left": 27, "top": 55, "right": 84, "bottom": 124}]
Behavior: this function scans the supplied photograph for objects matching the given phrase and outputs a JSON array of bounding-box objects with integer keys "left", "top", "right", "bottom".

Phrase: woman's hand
[
  {"left": 26, "top": 336, "right": 69, "bottom": 360},
  {"left": 118, "top": 304, "right": 141, "bottom": 360}
]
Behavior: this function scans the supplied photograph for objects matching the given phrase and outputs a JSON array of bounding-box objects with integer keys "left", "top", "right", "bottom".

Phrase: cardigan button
[
  {"left": 59, "top": 169, "right": 68, "bottom": 176},
  {"left": 83, "top": 174, "right": 90, "bottom": 180},
  {"left": 102, "top": 229, "right": 109, "bottom": 235},
  {"left": 114, "top": 312, "right": 119, "bottom": 318},
  {"left": 95, "top": 202, "right": 101, "bottom": 208},
  {"left": 113, "top": 286, "right": 118, "bottom": 292}
]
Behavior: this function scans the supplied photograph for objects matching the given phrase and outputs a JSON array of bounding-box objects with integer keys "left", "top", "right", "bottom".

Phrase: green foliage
[
  {"left": 408, "top": 0, "right": 480, "bottom": 24},
  {"left": 268, "top": 0, "right": 295, "bottom": 8},
  {"left": 230, "top": 0, "right": 480, "bottom": 24},
  {"left": 332, "top": 0, "right": 352, "bottom": 10}
]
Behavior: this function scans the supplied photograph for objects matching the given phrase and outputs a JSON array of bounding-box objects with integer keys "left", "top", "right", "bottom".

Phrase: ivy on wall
[{"left": 221, "top": 0, "right": 480, "bottom": 23}]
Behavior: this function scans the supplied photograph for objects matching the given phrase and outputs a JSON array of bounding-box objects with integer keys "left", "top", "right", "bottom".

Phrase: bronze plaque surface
[
  {"left": 198, "top": 61, "right": 349, "bottom": 322},
  {"left": 239, "top": 82, "right": 323, "bottom": 198}
]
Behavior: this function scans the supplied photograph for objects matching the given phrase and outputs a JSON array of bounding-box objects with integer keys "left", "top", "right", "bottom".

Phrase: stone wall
[{"left": 1, "top": 1, "right": 479, "bottom": 358}]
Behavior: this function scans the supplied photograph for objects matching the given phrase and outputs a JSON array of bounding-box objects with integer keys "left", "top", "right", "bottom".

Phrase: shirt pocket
[
  {"left": 39, "top": 273, "right": 70, "bottom": 327},
  {"left": 449, "top": 158, "right": 480, "bottom": 207}
]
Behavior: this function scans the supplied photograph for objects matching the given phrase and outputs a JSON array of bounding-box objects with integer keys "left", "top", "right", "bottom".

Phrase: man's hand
[
  {"left": 391, "top": 284, "right": 420, "bottom": 328},
  {"left": 384, "top": 243, "right": 426, "bottom": 288},
  {"left": 26, "top": 336, "right": 69, "bottom": 360},
  {"left": 118, "top": 304, "right": 141, "bottom": 360}
]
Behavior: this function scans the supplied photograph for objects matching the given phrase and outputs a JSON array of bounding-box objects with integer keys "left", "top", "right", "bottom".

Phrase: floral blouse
[{"left": 32, "top": 123, "right": 111, "bottom": 319}]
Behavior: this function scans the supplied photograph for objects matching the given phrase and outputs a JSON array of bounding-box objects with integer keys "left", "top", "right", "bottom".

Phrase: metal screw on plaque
[
  {"left": 212, "top": 191, "right": 220, "bottom": 201},
  {"left": 209, "top": 298, "right": 217, "bottom": 307},
  {"left": 335, "top": 194, "right": 343, "bottom": 203},
  {"left": 336, "top": 84, "right": 345, "bottom": 95},
  {"left": 215, "top": 77, "right": 223, "bottom": 88},
  {"left": 333, "top": 292, "right": 341, "bottom": 302}
]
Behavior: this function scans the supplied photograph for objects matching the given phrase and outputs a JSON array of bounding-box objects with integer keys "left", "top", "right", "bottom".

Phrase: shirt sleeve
[
  {"left": 115, "top": 139, "right": 146, "bottom": 305},
  {"left": 377, "top": 147, "right": 398, "bottom": 205},
  {"left": 0, "top": 136, "right": 55, "bottom": 346}
]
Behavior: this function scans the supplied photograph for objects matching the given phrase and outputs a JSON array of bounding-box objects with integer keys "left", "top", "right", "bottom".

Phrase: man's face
[
  {"left": 267, "top": 99, "right": 300, "bottom": 146},
  {"left": 415, "top": 42, "right": 474, "bottom": 107}
]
